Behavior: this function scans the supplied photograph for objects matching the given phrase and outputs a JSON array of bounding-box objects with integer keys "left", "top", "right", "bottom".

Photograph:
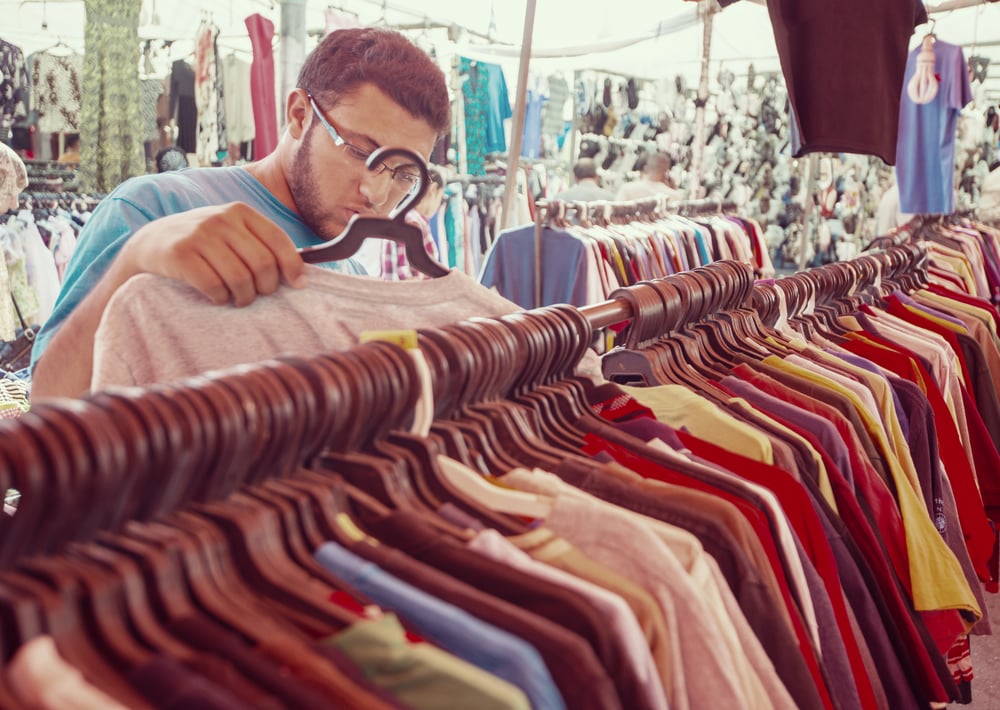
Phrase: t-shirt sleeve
[
  {"left": 30, "top": 192, "right": 161, "bottom": 369},
  {"left": 949, "top": 45, "right": 973, "bottom": 111}
]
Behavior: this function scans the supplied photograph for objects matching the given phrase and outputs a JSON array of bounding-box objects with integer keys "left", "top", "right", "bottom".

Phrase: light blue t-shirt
[
  {"left": 32, "top": 166, "right": 363, "bottom": 368},
  {"left": 896, "top": 40, "right": 973, "bottom": 215},
  {"left": 315, "top": 541, "right": 566, "bottom": 710}
]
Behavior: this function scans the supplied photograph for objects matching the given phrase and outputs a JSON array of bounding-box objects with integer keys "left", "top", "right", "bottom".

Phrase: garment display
[
  {"left": 139, "top": 77, "right": 164, "bottom": 144},
  {"left": 221, "top": 54, "right": 255, "bottom": 146},
  {"left": 28, "top": 50, "right": 83, "bottom": 134},
  {"left": 765, "top": 0, "right": 926, "bottom": 162},
  {"left": 480, "top": 202, "right": 773, "bottom": 310},
  {"left": 896, "top": 39, "right": 974, "bottom": 215},
  {"left": 194, "top": 20, "right": 227, "bottom": 166},
  {"left": 459, "top": 57, "right": 512, "bottom": 176},
  {"left": 2, "top": 189, "right": 96, "bottom": 331},
  {"left": 0, "top": 38, "right": 28, "bottom": 135},
  {"left": 246, "top": 12, "right": 278, "bottom": 159},
  {"left": 79, "top": 0, "right": 145, "bottom": 193},
  {"left": 3, "top": 229, "right": 1000, "bottom": 708}
]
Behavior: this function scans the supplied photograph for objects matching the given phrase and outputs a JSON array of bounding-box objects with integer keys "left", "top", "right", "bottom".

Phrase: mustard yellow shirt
[
  {"left": 762, "top": 356, "right": 980, "bottom": 621},
  {"left": 620, "top": 384, "right": 774, "bottom": 465}
]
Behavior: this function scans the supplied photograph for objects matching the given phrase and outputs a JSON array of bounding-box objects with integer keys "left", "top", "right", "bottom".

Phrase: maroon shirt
[{"left": 767, "top": 0, "right": 926, "bottom": 163}]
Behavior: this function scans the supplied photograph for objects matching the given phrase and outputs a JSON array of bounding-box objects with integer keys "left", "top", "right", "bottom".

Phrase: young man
[{"left": 31, "top": 27, "right": 450, "bottom": 400}]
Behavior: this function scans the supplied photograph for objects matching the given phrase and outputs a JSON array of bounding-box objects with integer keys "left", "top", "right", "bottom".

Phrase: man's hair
[
  {"left": 573, "top": 158, "right": 599, "bottom": 181},
  {"left": 297, "top": 27, "right": 450, "bottom": 137},
  {"left": 64, "top": 133, "right": 80, "bottom": 149}
]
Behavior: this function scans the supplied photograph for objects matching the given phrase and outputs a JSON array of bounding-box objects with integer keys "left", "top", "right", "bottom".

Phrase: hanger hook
[{"left": 366, "top": 146, "right": 430, "bottom": 224}]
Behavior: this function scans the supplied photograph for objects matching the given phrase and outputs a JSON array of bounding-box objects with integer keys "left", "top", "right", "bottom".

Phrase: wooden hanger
[{"left": 297, "top": 146, "right": 449, "bottom": 277}]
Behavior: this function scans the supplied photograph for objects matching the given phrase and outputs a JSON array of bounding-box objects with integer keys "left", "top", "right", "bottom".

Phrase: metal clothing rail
[{"left": 577, "top": 241, "right": 931, "bottom": 334}]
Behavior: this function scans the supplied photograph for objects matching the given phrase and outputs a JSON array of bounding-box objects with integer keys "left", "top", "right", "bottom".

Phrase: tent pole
[
  {"left": 687, "top": 0, "right": 717, "bottom": 199},
  {"left": 501, "top": 0, "right": 537, "bottom": 230},
  {"left": 798, "top": 152, "right": 821, "bottom": 271}
]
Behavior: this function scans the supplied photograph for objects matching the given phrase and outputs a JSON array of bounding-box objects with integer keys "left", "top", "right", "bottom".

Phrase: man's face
[{"left": 288, "top": 83, "right": 439, "bottom": 241}]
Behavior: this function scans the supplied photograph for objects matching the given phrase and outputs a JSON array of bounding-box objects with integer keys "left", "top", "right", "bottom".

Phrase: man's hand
[
  {"left": 120, "top": 201, "right": 308, "bottom": 306},
  {"left": 32, "top": 202, "right": 308, "bottom": 401}
]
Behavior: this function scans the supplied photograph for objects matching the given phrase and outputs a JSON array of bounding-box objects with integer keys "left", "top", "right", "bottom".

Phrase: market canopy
[{"left": 4, "top": 0, "right": 999, "bottom": 98}]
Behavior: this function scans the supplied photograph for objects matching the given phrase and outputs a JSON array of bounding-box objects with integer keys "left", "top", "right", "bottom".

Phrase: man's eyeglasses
[{"left": 307, "top": 93, "right": 422, "bottom": 195}]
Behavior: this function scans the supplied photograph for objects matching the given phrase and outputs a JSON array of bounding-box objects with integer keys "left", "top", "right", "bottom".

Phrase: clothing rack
[
  {"left": 578, "top": 242, "right": 926, "bottom": 330},
  {"left": 532, "top": 196, "right": 663, "bottom": 309},
  {"left": 0, "top": 234, "right": 994, "bottom": 707},
  {"left": 530, "top": 196, "right": 745, "bottom": 310},
  {"left": 16, "top": 191, "right": 105, "bottom": 208}
]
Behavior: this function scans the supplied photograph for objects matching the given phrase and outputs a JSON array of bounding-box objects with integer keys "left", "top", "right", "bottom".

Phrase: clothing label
[{"left": 359, "top": 329, "right": 419, "bottom": 350}]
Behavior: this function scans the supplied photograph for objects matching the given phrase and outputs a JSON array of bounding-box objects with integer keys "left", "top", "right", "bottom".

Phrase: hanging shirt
[
  {"left": 194, "top": 22, "right": 225, "bottom": 166},
  {"left": 139, "top": 77, "right": 165, "bottom": 143},
  {"left": 91, "top": 266, "right": 528, "bottom": 390},
  {"left": 0, "top": 39, "right": 28, "bottom": 134},
  {"left": 246, "top": 13, "right": 278, "bottom": 159},
  {"left": 766, "top": 0, "right": 925, "bottom": 162},
  {"left": 29, "top": 50, "right": 83, "bottom": 134},
  {"left": 31, "top": 166, "right": 365, "bottom": 369},
  {"left": 896, "top": 40, "right": 974, "bottom": 215},
  {"left": 221, "top": 54, "right": 255, "bottom": 145}
]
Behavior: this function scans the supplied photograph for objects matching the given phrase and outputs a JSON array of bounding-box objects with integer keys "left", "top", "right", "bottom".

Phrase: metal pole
[
  {"left": 798, "top": 153, "right": 820, "bottom": 271},
  {"left": 687, "top": 0, "right": 717, "bottom": 199},
  {"left": 501, "top": 0, "right": 537, "bottom": 230}
]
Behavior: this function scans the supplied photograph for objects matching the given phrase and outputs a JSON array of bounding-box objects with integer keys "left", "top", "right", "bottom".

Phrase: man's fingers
[{"left": 239, "top": 206, "right": 308, "bottom": 288}]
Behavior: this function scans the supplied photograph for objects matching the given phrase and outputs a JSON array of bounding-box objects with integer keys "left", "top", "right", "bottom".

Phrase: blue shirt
[
  {"left": 32, "top": 166, "right": 362, "bottom": 368},
  {"left": 314, "top": 541, "right": 566, "bottom": 710},
  {"left": 896, "top": 40, "right": 972, "bottom": 214}
]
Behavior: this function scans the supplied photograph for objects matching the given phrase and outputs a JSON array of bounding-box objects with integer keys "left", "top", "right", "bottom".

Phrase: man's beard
[{"left": 287, "top": 129, "right": 344, "bottom": 241}]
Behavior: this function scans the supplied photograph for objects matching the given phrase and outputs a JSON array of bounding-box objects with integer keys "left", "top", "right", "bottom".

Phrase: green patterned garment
[{"left": 79, "top": 0, "right": 145, "bottom": 193}]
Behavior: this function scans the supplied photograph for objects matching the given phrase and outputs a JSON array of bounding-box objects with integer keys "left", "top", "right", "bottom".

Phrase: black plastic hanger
[{"left": 297, "top": 146, "right": 450, "bottom": 277}]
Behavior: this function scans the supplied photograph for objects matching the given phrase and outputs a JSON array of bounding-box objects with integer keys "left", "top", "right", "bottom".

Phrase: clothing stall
[
  {"left": 480, "top": 196, "right": 773, "bottom": 310},
  {"left": 4, "top": 0, "right": 1000, "bottom": 707},
  {"left": 3, "top": 221, "right": 1000, "bottom": 706}
]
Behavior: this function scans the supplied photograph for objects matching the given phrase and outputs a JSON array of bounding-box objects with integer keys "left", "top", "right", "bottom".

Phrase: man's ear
[{"left": 286, "top": 89, "right": 310, "bottom": 140}]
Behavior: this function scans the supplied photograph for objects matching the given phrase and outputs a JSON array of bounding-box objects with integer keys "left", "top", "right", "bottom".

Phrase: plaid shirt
[{"left": 379, "top": 210, "right": 441, "bottom": 281}]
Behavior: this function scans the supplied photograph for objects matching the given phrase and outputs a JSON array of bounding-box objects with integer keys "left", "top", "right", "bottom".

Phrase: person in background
[
  {"left": 615, "top": 151, "right": 684, "bottom": 202},
  {"left": 154, "top": 146, "right": 190, "bottom": 173},
  {"left": 30, "top": 27, "right": 450, "bottom": 400},
  {"left": 57, "top": 134, "right": 80, "bottom": 164},
  {"left": 380, "top": 165, "right": 446, "bottom": 281},
  {"left": 552, "top": 158, "right": 614, "bottom": 202}
]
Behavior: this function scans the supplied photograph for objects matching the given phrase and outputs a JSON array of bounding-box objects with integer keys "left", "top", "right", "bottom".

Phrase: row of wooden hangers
[
  {"left": 0, "top": 138, "right": 932, "bottom": 696},
  {"left": 538, "top": 195, "right": 738, "bottom": 230},
  {"left": 597, "top": 242, "right": 928, "bottom": 386},
  {"left": 0, "top": 300, "right": 605, "bottom": 680}
]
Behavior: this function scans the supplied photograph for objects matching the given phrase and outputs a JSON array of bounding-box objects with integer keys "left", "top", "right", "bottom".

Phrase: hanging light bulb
[{"left": 907, "top": 34, "right": 939, "bottom": 104}]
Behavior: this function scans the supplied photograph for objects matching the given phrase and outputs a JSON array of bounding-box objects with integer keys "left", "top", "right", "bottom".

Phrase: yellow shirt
[
  {"left": 794, "top": 344, "right": 922, "bottom": 496},
  {"left": 762, "top": 356, "right": 980, "bottom": 621},
  {"left": 620, "top": 384, "right": 774, "bottom": 465}
]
